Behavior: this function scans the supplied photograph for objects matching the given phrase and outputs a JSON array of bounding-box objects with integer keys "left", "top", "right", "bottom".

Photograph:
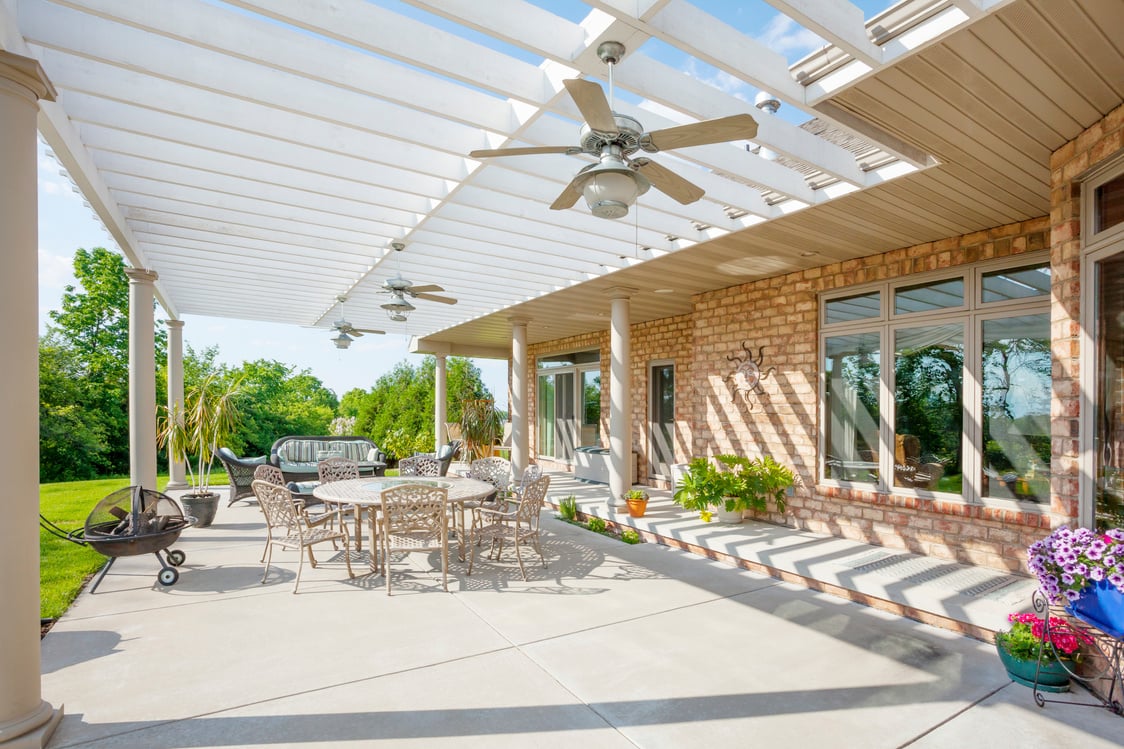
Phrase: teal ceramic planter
[{"left": 996, "top": 645, "right": 1071, "bottom": 692}]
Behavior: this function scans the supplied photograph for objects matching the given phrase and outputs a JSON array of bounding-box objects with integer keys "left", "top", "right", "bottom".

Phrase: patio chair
[
  {"left": 318, "top": 457, "right": 363, "bottom": 548},
  {"left": 253, "top": 463, "right": 285, "bottom": 486},
  {"left": 252, "top": 479, "right": 354, "bottom": 593},
  {"left": 378, "top": 484, "right": 449, "bottom": 595},
  {"left": 399, "top": 454, "right": 441, "bottom": 476},
  {"left": 893, "top": 435, "right": 944, "bottom": 489},
  {"left": 468, "top": 474, "right": 550, "bottom": 580}
]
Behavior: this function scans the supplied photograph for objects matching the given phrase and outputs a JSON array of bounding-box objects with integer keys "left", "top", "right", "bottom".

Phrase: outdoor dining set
[{"left": 249, "top": 453, "right": 551, "bottom": 594}]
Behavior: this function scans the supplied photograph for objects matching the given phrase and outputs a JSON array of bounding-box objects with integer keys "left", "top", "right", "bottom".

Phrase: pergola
[{"left": 2, "top": 0, "right": 1120, "bottom": 744}]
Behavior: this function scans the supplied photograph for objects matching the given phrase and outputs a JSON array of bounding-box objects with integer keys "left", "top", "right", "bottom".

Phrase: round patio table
[{"left": 312, "top": 476, "right": 496, "bottom": 572}]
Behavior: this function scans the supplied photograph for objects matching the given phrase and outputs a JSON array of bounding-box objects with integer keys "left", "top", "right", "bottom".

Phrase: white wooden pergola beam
[
  {"left": 224, "top": 0, "right": 557, "bottom": 105},
  {"left": 766, "top": 0, "right": 882, "bottom": 68}
]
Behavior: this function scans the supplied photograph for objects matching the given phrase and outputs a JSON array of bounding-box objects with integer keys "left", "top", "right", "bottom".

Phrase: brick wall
[{"left": 1049, "top": 102, "right": 1124, "bottom": 522}]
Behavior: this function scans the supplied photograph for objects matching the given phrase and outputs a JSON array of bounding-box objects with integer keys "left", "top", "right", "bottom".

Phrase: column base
[{"left": 0, "top": 701, "right": 63, "bottom": 748}]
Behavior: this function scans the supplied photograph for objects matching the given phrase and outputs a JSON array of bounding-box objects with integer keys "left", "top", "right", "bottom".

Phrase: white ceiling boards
[{"left": 8, "top": 0, "right": 1121, "bottom": 354}]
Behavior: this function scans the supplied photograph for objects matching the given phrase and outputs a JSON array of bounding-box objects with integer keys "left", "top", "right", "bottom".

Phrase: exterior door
[{"left": 650, "top": 363, "right": 675, "bottom": 479}]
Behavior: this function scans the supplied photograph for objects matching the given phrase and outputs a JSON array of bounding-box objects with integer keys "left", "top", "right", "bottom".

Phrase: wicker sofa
[{"left": 269, "top": 435, "right": 387, "bottom": 482}]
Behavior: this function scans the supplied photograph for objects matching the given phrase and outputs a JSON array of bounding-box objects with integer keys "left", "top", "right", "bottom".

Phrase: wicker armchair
[
  {"left": 252, "top": 479, "right": 354, "bottom": 593},
  {"left": 215, "top": 448, "right": 269, "bottom": 506},
  {"left": 468, "top": 475, "right": 551, "bottom": 580}
]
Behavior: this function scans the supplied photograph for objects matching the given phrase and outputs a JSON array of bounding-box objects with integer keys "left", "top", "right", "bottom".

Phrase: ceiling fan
[
  {"left": 469, "top": 41, "right": 758, "bottom": 219},
  {"left": 330, "top": 295, "right": 384, "bottom": 349},
  {"left": 378, "top": 242, "right": 457, "bottom": 307}
]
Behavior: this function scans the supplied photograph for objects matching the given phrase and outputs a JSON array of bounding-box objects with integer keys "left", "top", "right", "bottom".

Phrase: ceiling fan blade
[
  {"left": 643, "top": 113, "right": 758, "bottom": 152},
  {"left": 407, "top": 284, "right": 444, "bottom": 294},
  {"left": 632, "top": 159, "right": 705, "bottom": 205},
  {"left": 353, "top": 327, "right": 386, "bottom": 335},
  {"left": 549, "top": 175, "right": 584, "bottom": 211},
  {"left": 414, "top": 293, "right": 457, "bottom": 305},
  {"left": 470, "top": 145, "right": 577, "bottom": 158},
  {"left": 563, "top": 79, "right": 617, "bottom": 133}
]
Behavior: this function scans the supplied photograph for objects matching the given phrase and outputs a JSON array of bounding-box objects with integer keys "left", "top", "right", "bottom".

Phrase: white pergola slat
[{"left": 9, "top": 0, "right": 1093, "bottom": 347}]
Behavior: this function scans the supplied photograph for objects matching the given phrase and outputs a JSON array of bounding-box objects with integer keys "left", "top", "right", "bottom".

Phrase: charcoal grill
[{"left": 40, "top": 485, "right": 193, "bottom": 592}]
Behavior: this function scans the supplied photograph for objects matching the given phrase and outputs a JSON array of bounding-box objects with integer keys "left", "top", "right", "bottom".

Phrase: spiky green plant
[{"left": 158, "top": 374, "right": 243, "bottom": 496}]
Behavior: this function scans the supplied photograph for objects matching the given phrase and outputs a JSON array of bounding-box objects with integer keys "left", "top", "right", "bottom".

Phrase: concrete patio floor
[{"left": 40, "top": 474, "right": 1122, "bottom": 748}]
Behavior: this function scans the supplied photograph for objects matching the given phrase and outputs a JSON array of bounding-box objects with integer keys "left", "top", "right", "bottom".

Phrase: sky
[{"left": 35, "top": 0, "right": 896, "bottom": 405}]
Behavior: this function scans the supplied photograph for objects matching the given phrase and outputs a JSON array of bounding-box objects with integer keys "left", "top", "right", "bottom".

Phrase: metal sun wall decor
[{"left": 725, "top": 342, "right": 776, "bottom": 410}]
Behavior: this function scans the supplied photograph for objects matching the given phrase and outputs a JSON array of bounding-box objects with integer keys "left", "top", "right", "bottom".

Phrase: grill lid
[{"left": 85, "top": 486, "right": 186, "bottom": 538}]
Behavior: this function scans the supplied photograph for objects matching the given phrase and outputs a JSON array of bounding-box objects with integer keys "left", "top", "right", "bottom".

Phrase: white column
[
  {"left": 126, "top": 268, "right": 159, "bottom": 490},
  {"left": 608, "top": 288, "right": 635, "bottom": 508},
  {"left": 164, "top": 319, "right": 187, "bottom": 489},
  {"left": 434, "top": 353, "right": 447, "bottom": 451},
  {"left": 510, "top": 319, "right": 528, "bottom": 478},
  {"left": 0, "top": 50, "right": 62, "bottom": 748}
]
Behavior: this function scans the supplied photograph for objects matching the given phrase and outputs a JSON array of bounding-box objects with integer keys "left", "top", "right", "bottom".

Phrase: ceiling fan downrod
[{"left": 597, "top": 41, "right": 625, "bottom": 112}]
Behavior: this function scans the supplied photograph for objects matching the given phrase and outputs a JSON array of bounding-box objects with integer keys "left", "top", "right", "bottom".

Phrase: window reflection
[
  {"left": 894, "top": 324, "right": 962, "bottom": 492},
  {"left": 825, "top": 333, "right": 880, "bottom": 483},
  {"left": 981, "top": 314, "right": 1051, "bottom": 502}
]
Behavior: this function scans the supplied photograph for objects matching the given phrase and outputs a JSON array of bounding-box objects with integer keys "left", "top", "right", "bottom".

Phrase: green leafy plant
[
  {"left": 624, "top": 489, "right": 648, "bottom": 501},
  {"left": 620, "top": 528, "right": 641, "bottom": 544},
  {"left": 672, "top": 454, "right": 795, "bottom": 518},
  {"left": 558, "top": 495, "right": 578, "bottom": 521},
  {"left": 587, "top": 516, "right": 607, "bottom": 533},
  {"left": 461, "top": 398, "right": 506, "bottom": 460},
  {"left": 158, "top": 374, "right": 243, "bottom": 497}
]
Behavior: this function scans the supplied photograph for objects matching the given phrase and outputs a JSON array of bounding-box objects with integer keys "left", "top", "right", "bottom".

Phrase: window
[
  {"left": 537, "top": 351, "right": 599, "bottom": 460},
  {"left": 820, "top": 256, "right": 1050, "bottom": 504}
]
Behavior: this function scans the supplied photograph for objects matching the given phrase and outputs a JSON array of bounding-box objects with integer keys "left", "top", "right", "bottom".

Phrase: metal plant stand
[{"left": 1031, "top": 589, "right": 1124, "bottom": 714}]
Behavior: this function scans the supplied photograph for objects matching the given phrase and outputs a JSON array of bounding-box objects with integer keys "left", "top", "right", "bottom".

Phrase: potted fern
[
  {"left": 157, "top": 374, "right": 243, "bottom": 527},
  {"left": 673, "top": 455, "right": 795, "bottom": 524}
]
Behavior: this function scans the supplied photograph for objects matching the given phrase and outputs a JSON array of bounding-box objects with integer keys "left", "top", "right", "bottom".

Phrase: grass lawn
[{"left": 40, "top": 476, "right": 169, "bottom": 620}]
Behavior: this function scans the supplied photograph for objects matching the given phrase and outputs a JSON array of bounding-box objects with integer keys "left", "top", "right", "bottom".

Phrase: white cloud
[
  {"left": 683, "top": 58, "right": 752, "bottom": 103},
  {"left": 758, "top": 14, "right": 826, "bottom": 59}
]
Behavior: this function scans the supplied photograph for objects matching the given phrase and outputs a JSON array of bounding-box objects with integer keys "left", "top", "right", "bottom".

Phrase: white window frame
[
  {"left": 820, "top": 252, "right": 1051, "bottom": 511},
  {"left": 1080, "top": 154, "right": 1124, "bottom": 527}
]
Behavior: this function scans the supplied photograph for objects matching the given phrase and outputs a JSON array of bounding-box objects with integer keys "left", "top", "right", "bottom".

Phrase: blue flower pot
[
  {"left": 1066, "top": 580, "right": 1124, "bottom": 639},
  {"left": 996, "top": 645, "right": 1071, "bottom": 692}
]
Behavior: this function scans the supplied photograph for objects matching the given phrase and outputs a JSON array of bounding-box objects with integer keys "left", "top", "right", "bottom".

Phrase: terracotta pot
[
  {"left": 626, "top": 497, "right": 648, "bottom": 518},
  {"left": 996, "top": 644, "right": 1071, "bottom": 692}
]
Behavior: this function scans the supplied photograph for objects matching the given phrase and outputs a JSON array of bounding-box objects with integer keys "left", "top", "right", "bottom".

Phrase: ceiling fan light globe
[
  {"left": 387, "top": 311, "right": 409, "bottom": 322},
  {"left": 331, "top": 331, "right": 353, "bottom": 349},
  {"left": 576, "top": 164, "right": 649, "bottom": 219}
]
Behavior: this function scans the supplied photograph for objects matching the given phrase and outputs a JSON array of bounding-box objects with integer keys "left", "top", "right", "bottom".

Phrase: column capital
[
  {"left": 606, "top": 286, "right": 639, "bottom": 300},
  {"left": 0, "top": 51, "right": 56, "bottom": 103},
  {"left": 508, "top": 316, "right": 529, "bottom": 327},
  {"left": 124, "top": 267, "right": 158, "bottom": 284},
  {"left": 165, "top": 319, "right": 185, "bottom": 329}
]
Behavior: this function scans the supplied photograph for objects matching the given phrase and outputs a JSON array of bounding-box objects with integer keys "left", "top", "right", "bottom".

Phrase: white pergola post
[
  {"left": 434, "top": 353, "right": 447, "bottom": 451},
  {"left": 510, "top": 318, "right": 528, "bottom": 479},
  {"left": 0, "top": 50, "right": 63, "bottom": 749},
  {"left": 126, "top": 268, "right": 159, "bottom": 490},
  {"left": 164, "top": 319, "right": 187, "bottom": 489},
  {"left": 608, "top": 288, "right": 635, "bottom": 509}
]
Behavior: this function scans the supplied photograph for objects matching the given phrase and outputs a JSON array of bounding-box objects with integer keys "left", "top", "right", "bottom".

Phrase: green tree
[
  {"left": 352, "top": 356, "right": 497, "bottom": 459},
  {"left": 39, "top": 337, "right": 110, "bottom": 481},
  {"left": 225, "top": 359, "right": 338, "bottom": 455},
  {"left": 42, "top": 247, "right": 166, "bottom": 476}
]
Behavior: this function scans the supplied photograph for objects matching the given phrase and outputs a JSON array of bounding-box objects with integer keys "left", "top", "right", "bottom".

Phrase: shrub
[
  {"left": 620, "top": 529, "right": 641, "bottom": 544},
  {"left": 558, "top": 495, "right": 578, "bottom": 521},
  {"left": 587, "top": 516, "right": 607, "bottom": 533}
]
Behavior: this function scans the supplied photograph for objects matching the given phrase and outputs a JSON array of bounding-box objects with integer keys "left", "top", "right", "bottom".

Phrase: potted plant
[
  {"left": 461, "top": 398, "right": 505, "bottom": 461},
  {"left": 624, "top": 489, "right": 649, "bottom": 518},
  {"left": 994, "top": 612, "right": 1090, "bottom": 692},
  {"left": 672, "top": 457, "right": 727, "bottom": 523},
  {"left": 158, "top": 374, "right": 243, "bottom": 527},
  {"left": 1027, "top": 526, "right": 1124, "bottom": 637}
]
